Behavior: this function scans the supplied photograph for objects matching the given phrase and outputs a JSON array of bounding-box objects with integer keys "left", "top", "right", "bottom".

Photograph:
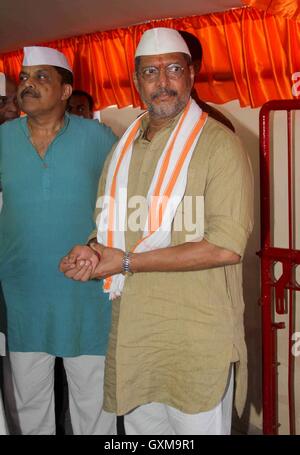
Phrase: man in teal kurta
[{"left": 0, "top": 46, "right": 117, "bottom": 435}]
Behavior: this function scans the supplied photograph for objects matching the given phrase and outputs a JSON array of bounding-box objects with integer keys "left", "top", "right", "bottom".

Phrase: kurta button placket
[{"left": 42, "top": 151, "right": 51, "bottom": 200}]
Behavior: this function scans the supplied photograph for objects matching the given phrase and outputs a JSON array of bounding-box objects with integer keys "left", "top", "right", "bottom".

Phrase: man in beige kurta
[{"left": 60, "top": 27, "right": 253, "bottom": 435}]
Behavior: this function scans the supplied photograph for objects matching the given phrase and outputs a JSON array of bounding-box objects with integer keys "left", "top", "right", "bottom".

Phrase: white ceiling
[{"left": 0, "top": 0, "right": 242, "bottom": 54}]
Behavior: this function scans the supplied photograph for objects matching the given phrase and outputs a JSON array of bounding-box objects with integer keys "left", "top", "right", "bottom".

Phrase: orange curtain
[
  {"left": 0, "top": 7, "right": 299, "bottom": 109},
  {"left": 243, "top": 1, "right": 300, "bottom": 21}
]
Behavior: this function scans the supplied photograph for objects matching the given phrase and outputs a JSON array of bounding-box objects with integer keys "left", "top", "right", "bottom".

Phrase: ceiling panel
[{"left": 0, "top": 0, "right": 242, "bottom": 53}]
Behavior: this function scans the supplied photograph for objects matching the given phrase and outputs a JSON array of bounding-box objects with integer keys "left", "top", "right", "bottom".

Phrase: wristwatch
[{"left": 122, "top": 251, "right": 133, "bottom": 276}]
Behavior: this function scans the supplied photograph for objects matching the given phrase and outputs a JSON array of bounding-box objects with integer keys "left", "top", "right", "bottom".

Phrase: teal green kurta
[{"left": 0, "top": 114, "right": 116, "bottom": 356}]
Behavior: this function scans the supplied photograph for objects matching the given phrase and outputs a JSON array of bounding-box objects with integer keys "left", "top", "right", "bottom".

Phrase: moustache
[
  {"left": 151, "top": 88, "right": 177, "bottom": 100},
  {"left": 20, "top": 88, "right": 40, "bottom": 99}
]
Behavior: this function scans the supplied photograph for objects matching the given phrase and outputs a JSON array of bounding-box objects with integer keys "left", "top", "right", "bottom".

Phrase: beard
[{"left": 145, "top": 87, "right": 190, "bottom": 119}]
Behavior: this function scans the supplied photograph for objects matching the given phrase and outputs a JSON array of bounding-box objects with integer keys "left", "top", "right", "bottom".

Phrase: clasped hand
[{"left": 59, "top": 243, "right": 124, "bottom": 282}]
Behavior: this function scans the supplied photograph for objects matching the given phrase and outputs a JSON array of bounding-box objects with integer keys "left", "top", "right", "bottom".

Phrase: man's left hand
[{"left": 89, "top": 243, "right": 124, "bottom": 279}]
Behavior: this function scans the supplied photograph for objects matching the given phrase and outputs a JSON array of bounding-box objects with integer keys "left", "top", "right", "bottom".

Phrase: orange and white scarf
[{"left": 97, "top": 98, "right": 207, "bottom": 299}]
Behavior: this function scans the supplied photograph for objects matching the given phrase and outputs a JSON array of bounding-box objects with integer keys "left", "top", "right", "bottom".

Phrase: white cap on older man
[
  {"left": 0, "top": 72, "right": 6, "bottom": 96},
  {"left": 135, "top": 27, "right": 191, "bottom": 58},
  {"left": 23, "top": 46, "right": 73, "bottom": 73}
]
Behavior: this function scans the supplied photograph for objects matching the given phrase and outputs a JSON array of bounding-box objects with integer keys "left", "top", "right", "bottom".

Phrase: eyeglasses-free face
[{"left": 0, "top": 78, "right": 19, "bottom": 124}]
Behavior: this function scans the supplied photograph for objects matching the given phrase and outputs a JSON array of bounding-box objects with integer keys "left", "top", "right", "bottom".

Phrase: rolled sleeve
[
  {"left": 204, "top": 216, "right": 251, "bottom": 257},
  {"left": 203, "top": 130, "right": 254, "bottom": 258}
]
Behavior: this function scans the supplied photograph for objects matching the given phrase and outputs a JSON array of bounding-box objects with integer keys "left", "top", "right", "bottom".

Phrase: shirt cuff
[
  {"left": 87, "top": 230, "right": 97, "bottom": 244},
  {"left": 204, "top": 216, "right": 251, "bottom": 258}
]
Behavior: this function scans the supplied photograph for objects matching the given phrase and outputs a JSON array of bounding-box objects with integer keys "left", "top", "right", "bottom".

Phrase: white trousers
[
  {"left": 3, "top": 352, "right": 116, "bottom": 435},
  {"left": 124, "top": 365, "right": 234, "bottom": 435},
  {"left": 0, "top": 391, "right": 8, "bottom": 435}
]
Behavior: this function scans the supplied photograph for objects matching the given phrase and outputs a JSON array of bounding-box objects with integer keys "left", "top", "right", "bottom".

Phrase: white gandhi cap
[
  {"left": 135, "top": 27, "right": 191, "bottom": 58},
  {"left": 23, "top": 46, "right": 73, "bottom": 73},
  {"left": 0, "top": 72, "right": 6, "bottom": 96}
]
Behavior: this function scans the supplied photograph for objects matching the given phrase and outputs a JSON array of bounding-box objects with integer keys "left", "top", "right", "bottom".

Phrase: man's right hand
[{"left": 59, "top": 245, "right": 100, "bottom": 281}]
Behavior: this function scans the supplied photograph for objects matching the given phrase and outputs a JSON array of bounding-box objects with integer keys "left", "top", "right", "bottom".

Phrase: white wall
[{"left": 272, "top": 110, "right": 300, "bottom": 435}]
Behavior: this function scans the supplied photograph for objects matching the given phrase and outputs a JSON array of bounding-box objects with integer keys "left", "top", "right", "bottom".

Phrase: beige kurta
[{"left": 91, "top": 113, "right": 254, "bottom": 417}]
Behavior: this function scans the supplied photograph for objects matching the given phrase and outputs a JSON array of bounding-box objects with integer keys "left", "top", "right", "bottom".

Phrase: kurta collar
[{"left": 20, "top": 112, "right": 70, "bottom": 139}]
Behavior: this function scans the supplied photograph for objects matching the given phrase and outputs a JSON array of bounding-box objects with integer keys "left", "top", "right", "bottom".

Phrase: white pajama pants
[
  {"left": 124, "top": 365, "right": 234, "bottom": 435},
  {"left": 3, "top": 352, "right": 116, "bottom": 435},
  {"left": 0, "top": 392, "right": 8, "bottom": 435}
]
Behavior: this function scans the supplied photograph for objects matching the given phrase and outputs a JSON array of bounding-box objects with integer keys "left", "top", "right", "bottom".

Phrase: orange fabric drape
[
  {"left": 0, "top": 7, "right": 300, "bottom": 109},
  {"left": 243, "top": 1, "right": 300, "bottom": 21}
]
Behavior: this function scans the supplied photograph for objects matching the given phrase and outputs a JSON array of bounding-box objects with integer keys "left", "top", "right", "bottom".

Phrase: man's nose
[
  {"left": 157, "top": 68, "right": 168, "bottom": 86},
  {"left": 23, "top": 75, "right": 35, "bottom": 88}
]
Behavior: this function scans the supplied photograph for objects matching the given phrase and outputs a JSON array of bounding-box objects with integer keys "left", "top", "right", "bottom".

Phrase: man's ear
[
  {"left": 189, "top": 64, "right": 195, "bottom": 87},
  {"left": 133, "top": 72, "right": 140, "bottom": 92},
  {"left": 62, "top": 84, "right": 73, "bottom": 101}
]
